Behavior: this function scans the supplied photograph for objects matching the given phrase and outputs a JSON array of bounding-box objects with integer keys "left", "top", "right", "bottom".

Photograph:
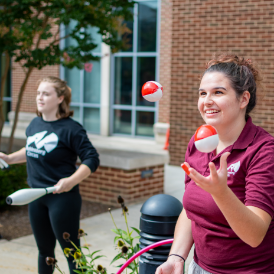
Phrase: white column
[{"left": 100, "top": 43, "right": 111, "bottom": 136}]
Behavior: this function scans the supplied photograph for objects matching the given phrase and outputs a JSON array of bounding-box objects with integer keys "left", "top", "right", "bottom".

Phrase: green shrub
[{"left": 0, "top": 164, "right": 28, "bottom": 209}]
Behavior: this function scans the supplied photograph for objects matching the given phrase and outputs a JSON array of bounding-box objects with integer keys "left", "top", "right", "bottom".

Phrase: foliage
[
  {"left": 0, "top": 0, "right": 134, "bottom": 152},
  {"left": 109, "top": 196, "right": 140, "bottom": 274},
  {"left": 46, "top": 196, "right": 141, "bottom": 274},
  {"left": 0, "top": 0, "right": 134, "bottom": 66},
  {"left": 0, "top": 164, "right": 28, "bottom": 209},
  {"left": 49, "top": 230, "right": 107, "bottom": 274}
]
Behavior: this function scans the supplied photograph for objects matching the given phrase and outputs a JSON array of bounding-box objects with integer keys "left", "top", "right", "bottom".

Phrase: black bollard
[{"left": 139, "top": 194, "right": 183, "bottom": 274}]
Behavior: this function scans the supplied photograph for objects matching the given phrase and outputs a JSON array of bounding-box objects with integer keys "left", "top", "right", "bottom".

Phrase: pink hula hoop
[{"left": 116, "top": 239, "right": 174, "bottom": 274}]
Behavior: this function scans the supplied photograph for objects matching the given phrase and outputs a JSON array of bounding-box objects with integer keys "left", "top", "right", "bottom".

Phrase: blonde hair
[{"left": 36, "top": 76, "right": 73, "bottom": 118}]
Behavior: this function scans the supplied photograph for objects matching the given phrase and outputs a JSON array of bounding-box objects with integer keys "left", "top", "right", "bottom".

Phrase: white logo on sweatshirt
[
  {"left": 26, "top": 131, "right": 58, "bottom": 158},
  {"left": 227, "top": 161, "right": 240, "bottom": 177}
]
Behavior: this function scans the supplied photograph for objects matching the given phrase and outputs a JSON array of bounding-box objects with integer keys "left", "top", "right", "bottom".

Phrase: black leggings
[{"left": 28, "top": 191, "right": 82, "bottom": 274}]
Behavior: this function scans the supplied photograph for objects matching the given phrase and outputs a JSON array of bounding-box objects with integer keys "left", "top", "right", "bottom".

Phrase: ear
[
  {"left": 58, "top": 95, "right": 64, "bottom": 104},
  {"left": 240, "top": 91, "right": 250, "bottom": 109}
]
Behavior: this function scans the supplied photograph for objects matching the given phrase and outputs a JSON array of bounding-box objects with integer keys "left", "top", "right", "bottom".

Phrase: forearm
[
  {"left": 7, "top": 148, "right": 27, "bottom": 164},
  {"left": 169, "top": 209, "right": 194, "bottom": 260},
  {"left": 212, "top": 187, "right": 270, "bottom": 247},
  {"left": 67, "top": 164, "right": 91, "bottom": 188}
]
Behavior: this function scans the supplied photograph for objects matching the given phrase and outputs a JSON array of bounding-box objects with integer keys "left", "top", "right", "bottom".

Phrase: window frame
[
  {"left": 110, "top": 0, "right": 161, "bottom": 138},
  {"left": 59, "top": 0, "right": 161, "bottom": 137},
  {"left": 60, "top": 24, "right": 103, "bottom": 134}
]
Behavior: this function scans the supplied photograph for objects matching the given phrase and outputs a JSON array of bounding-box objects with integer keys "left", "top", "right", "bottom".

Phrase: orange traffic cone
[{"left": 163, "top": 127, "right": 170, "bottom": 150}]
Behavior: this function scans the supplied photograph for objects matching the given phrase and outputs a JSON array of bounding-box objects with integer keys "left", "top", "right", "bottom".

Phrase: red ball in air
[
  {"left": 141, "top": 81, "right": 163, "bottom": 102},
  {"left": 194, "top": 125, "right": 219, "bottom": 153}
]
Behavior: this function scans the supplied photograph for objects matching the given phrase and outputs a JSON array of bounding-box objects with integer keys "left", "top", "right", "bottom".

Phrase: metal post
[{"left": 139, "top": 194, "right": 183, "bottom": 274}]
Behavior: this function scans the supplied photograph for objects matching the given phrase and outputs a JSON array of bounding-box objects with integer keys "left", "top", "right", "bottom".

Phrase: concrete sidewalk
[{"left": 0, "top": 164, "right": 193, "bottom": 274}]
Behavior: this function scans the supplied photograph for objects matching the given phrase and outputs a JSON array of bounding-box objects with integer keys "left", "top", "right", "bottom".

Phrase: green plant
[
  {"left": 47, "top": 230, "right": 107, "bottom": 274},
  {"left": 46, "top": 196, "right": 141, "bottom": 274},
  {"left": 109, "top": 196, "right": 140, "bottom": 274},
  {"left": 0, "top": 164, "right": 28, "bottom": 209}
]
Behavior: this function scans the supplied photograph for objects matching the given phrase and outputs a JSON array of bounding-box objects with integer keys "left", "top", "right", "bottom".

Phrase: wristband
[{"left": 169, "top": 254, "right": 185, "bottom": 262}]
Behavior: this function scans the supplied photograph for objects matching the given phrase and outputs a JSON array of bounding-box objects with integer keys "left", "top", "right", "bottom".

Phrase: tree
[{"left": 0, "top": 0, "right": 133, "bottom": 153}]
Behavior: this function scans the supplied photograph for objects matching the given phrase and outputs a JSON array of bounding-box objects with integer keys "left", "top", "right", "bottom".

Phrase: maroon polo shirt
[{"left": 183, "top": 117, "right": 274, "bottom": 273}]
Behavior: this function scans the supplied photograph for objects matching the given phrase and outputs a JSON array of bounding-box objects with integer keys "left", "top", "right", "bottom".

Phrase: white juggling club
[
  {"left": 6, "top": 186, "right": 59, "bottom": 206},
  {"left": 0, "top": 158, "right": 9, "bottom": 169}
]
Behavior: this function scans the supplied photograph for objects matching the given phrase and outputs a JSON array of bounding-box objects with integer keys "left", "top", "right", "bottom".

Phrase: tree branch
[
  {"left": 48, "top": 33, "right": 71, "bottom": 47},
  {"left": 53, "top": 23, "right": 60, "bottom": 42},
  {"left": 18, "top": 59, "right": 27, "bottom": 74},
  {"left": 8, "top": 5, "right": 50, "bottom": 152},
  {"left": 8, "top": 66, "right": 33, "bottom": 153},
  {"left": 35, "top": 15, "right": 50, "bottom": 49}
]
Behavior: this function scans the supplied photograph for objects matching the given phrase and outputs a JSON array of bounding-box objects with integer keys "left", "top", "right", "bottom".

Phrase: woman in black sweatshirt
[{"left": 0, "top": 76, "right": 99, "bottom": 274}]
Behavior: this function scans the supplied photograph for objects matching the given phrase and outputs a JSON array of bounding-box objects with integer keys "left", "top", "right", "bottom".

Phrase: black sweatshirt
[{"left": 25, "top": 117, "right": 99, "bottom": 190}]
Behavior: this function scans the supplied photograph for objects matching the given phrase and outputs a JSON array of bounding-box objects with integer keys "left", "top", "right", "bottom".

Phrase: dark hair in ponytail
[{"left": 204, "top": 53, "right": 264, "bottom": 119}]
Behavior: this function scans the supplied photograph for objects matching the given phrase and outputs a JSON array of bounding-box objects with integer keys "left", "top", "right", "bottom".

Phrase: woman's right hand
[
  {"left": 0, "top": 152, "right": 10, "bottom": 164},
  {"left": 155, "top": 257, "right": 184, "bottom": 274}
]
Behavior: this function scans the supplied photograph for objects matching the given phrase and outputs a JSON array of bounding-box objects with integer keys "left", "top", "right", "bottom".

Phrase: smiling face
[
  {"left": 198, "top": 72, "right": 249, "bottom": 132},
  {"left": 36, "top": 82, "right": 64, "bottom": 119}
]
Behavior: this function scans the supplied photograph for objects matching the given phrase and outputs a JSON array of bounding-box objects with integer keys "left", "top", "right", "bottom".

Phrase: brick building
[
  {"left": 168, "top": 0, "right": 274, "bottom": 166},
  {"left": 1, "top": 0, "right": 274, "bottom": 203}
]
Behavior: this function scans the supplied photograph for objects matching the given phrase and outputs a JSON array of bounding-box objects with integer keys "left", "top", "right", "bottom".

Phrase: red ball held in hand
[
  {"left": 181, "top": 125, "right": 219, "bottom": 175},
  {"left": 141, "top": 81, "right": 163, "bottom": 102},
  {"left": 194, "top": 125, "right": 219, "bottom": 153}
]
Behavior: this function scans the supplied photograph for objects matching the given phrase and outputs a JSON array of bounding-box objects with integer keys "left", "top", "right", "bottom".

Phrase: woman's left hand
[
  {"left": 53, "top": 178, "right": 74, "bottom": 194},
  {"left": 184, "top": 152, "right": 230, "bottom": 197}
]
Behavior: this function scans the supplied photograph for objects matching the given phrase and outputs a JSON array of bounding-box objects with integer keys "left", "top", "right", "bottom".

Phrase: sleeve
[
  {"left": 70, "top": 125, "right": 100, "bottom": 173},
  {"left": 245, "top": 141, "right": 274, "bottom": 218}
]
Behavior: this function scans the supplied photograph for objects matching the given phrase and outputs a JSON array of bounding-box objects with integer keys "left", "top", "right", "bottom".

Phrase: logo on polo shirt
[
  {"left": 26, "top": 131, "right": 59, "bottom": 158},
  {"left": 227, "top": 161, "right": 240, "bottom": 177}
]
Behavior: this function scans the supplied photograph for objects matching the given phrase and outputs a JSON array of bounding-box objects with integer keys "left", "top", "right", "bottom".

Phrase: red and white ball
[
  {"left": 141, "top": 81, "right": 163, "bottom": 102},
  {"left": 194, "top": 125, "right": 219, "bottom": 153}
]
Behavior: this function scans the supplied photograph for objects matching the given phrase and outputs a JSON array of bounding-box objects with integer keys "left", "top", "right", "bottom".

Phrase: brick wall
[
  {"left": 169, "top": 0, "right": 274, "bottom": 165},
  {"left": 12, "top": 24, "right": 59, "bottom": 113},
  {"left": 158, "top": 0, "right": 173, "bottom": 124},
  {"left": 12, "top": 64, "right": 59, "bottom": 113},
  {"left": 79, "top": 164, "right": 164, "bottom": 206}
]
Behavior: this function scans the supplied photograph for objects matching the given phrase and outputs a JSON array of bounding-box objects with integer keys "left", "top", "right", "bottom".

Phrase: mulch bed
[{"left": 0, "top": 200, "right": 114, "bottom": 240}]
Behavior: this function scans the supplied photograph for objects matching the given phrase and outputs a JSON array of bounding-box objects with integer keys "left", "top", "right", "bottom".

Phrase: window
[
  {"left": 60, "top": 1, "right": 159, "bottom": 137},
  {"left": 61, "top": 21, "right": 102, "bottom": 134},
  {"left": 111, "top": 0, "right": 159, "bottom": 137}
]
